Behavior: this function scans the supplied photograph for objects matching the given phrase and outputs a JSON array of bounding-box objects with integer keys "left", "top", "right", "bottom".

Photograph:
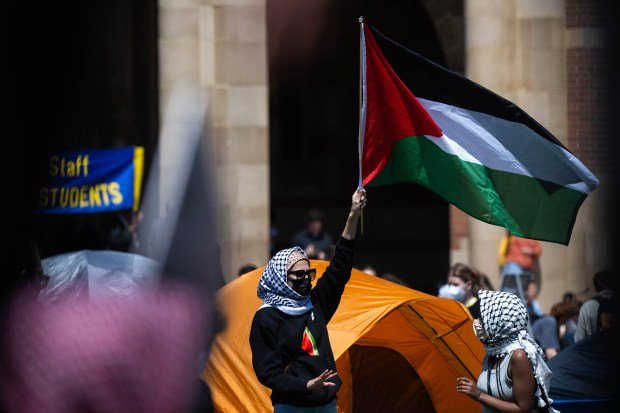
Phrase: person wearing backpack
[{"left": 574, "top": 270, "right": 616, "bottom": 342}]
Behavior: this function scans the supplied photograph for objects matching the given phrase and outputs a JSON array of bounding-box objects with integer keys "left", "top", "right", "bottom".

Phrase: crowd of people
[
  {"left": 256, "top": 200, "right": 617, "bottom": 412},
  {"left": 8, "top": 190, "right": 617, "bottom": 413},
  {"left": 436, "top": 259, "right": 615, "bottom": 363},
  {"left": 249, "top": 192, "right": 619, "bottom": 413}
]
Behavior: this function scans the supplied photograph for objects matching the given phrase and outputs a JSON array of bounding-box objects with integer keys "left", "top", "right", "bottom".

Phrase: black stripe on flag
[{"left": 370, "top": 25, "right": 567, "bottom": 151}]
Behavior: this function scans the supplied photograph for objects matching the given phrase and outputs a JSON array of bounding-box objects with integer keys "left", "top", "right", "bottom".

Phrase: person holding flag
[{"left": 249, "top": 189, "right": 366, "bottom": 413}]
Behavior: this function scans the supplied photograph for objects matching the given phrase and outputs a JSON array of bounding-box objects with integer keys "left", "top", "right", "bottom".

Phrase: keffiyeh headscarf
[
  {"left": 478, "top": 290, "right": 559, "bottom": 413},
  {"left": 257, "top": 247, "right": 312, "bottom": 316}
]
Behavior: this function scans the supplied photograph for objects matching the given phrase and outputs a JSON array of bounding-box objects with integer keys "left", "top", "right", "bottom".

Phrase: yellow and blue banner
[{"left": 37, "top": 147, "right": 144, "bottom": 214}]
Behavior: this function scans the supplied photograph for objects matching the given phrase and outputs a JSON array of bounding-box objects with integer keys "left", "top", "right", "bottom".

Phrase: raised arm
[
  {"left": 312, "top": 189, "right": 366, "bottom": 322},
  {"left": 341, "top": 189, "right": 366, "bottom": 240}
]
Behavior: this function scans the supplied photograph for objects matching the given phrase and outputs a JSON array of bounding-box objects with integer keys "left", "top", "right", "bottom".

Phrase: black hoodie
[{"left": 249, "top": 237, "right": 355, "bottom": 407}]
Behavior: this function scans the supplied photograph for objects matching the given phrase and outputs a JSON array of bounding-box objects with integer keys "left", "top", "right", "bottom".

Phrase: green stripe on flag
[{"left": 369, "top": 136, "right": 586, "bottom": 244}]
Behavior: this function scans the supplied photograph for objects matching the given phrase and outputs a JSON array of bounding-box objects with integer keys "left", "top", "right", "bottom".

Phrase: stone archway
[{"left": 267, "top": 0, "right": 456, "bottom": 292}]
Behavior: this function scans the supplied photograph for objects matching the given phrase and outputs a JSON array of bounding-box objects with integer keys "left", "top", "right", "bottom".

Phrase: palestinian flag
[
  {"left": 301, "top": 327, "right": 319, "bottom": 356},
  {"left": 359, "top": 24, "right": 598, "bottom": 245}
]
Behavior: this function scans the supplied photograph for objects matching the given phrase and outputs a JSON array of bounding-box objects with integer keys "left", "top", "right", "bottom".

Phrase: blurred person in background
[
  {"left": 0, "top": 283, "right": 214, "bottom": 413},
  {"left": 530, "top": 315, "right": 561, "bottom": 360},
  {"left": 561, "top": 291, "right": 575, "bottom": 304},
  {"left": 574, "top": 270, "right": 616, "bottom": 342},
  {"left": 292, "top": 209, "right": 334, "bottom": 260},
  {"left": 438, "top": 263, "right": 482, "bottom": 319},
  {"left": 2, "top": 231, "right": 215, "bottom": 413},
  {"left": 525, "top": 281, "right": 561, "bottom": 359},
  {"left": 550, "top": 298, "right": 581, "bottom": 349},
  {"left": 498, "top": 232, "right": 542, "bottom": 295},
  {"left": 524, "top": 280, "right": 543, "bottom": 324},
  {"left": 107, "top": 209, "right": 143, "bottom": 252},
  {"left": 2, "top": 234, "right": 214, "bottom": 412}
]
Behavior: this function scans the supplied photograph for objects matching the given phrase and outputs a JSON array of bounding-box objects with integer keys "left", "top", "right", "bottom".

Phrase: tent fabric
[
  {"left": 40, "top": 250, "right": 161, "bottom": 302},
  {"left": 203, "top": 261, "right": 484, "bottom": 412},
  {"left": 347, "top": 345, "right": 434, "bottom": 413},
  {"left": 547, "top": 329, "right": 617, "bottom": 401}
]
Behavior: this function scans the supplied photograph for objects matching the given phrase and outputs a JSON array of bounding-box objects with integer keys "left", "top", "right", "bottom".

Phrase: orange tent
[{"left": 203, "top": 261, "right": 484, "bottom": 412}]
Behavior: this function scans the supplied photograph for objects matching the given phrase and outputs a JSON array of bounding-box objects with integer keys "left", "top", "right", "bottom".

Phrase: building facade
[
  {"left": 11, "top": 1, "right": 609, "bottom": 312},
  {"left": 157, "top": 0, "right": 610, "bottom": 312}
]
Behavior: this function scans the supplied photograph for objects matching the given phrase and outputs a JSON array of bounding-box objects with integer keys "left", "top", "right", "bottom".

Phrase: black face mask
[{"left": 290, "top": 277, "right": 311, "bottom": 296}]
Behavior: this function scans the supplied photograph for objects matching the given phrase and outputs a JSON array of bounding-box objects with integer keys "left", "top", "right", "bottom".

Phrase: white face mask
[
  {"left": 472, "top": 318, "right": 488, "bottom": 342},
  {"left": 438, "top": 284, "right": 467, "bottom": 303}
]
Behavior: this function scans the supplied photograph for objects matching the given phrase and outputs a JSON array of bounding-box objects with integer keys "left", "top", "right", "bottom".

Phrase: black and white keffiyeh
[
  {"left": 257, "top": 246, "right": 313, "bottom": 316},
  {"left": 478, "top": 290, "right": 559, "bottom": 412}
]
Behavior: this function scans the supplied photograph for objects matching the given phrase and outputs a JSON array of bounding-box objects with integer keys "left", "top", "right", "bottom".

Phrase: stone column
[
  {"left": 465, "top": 0, "right": 521, "bottom": 288},
  {"left": 564, "top": 0, "right": 612, "bottom": 300},
  {"left": 465, "top": 0, "right": 571, "bottom": 311},
  {"left": 159, "top": 0, "right": 269, "bottom": 281}
]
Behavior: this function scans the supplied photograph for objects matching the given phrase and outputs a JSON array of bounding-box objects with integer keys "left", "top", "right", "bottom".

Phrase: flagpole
[
  {"left": 357, "top": 16, "right": 367, "bottom": 191},
  {"left": 357, "top": 17, "right": 367, "bottom": 235}
]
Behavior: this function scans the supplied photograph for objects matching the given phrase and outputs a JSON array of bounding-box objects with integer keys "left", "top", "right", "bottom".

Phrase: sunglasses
[{"left": 287, "top": 268, "right": 317, "bottom": 280}]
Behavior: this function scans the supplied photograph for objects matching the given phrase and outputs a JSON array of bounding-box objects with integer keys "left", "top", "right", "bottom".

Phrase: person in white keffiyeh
[{"left": 456, "top": 290, "right": 559, "bottom": 413}]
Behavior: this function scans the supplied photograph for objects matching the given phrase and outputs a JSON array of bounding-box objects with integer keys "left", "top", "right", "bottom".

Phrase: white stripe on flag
[{"left": 420, "top": 98, "right": 599, "bottom": 194}]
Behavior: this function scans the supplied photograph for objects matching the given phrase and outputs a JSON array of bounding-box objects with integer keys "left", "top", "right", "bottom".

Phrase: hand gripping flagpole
[{"left": 357, "top": 17, "right": 368, "bottom": 234}]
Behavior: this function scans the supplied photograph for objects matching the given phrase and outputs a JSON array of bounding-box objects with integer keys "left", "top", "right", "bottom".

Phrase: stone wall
[
  {"left": 463, "top": 0, "right": 612, "bottom": 311},
  {"left": 159, "top": 0, "right": 269, "bottom": 281}
]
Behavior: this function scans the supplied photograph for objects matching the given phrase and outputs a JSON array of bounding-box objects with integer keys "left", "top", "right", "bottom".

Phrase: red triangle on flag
[
  {"left": 362, "top": 25, "right": 442, "bottom": 186},
  {"left": 301, "top": 327, "right": 318, "bottom": 356}
]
